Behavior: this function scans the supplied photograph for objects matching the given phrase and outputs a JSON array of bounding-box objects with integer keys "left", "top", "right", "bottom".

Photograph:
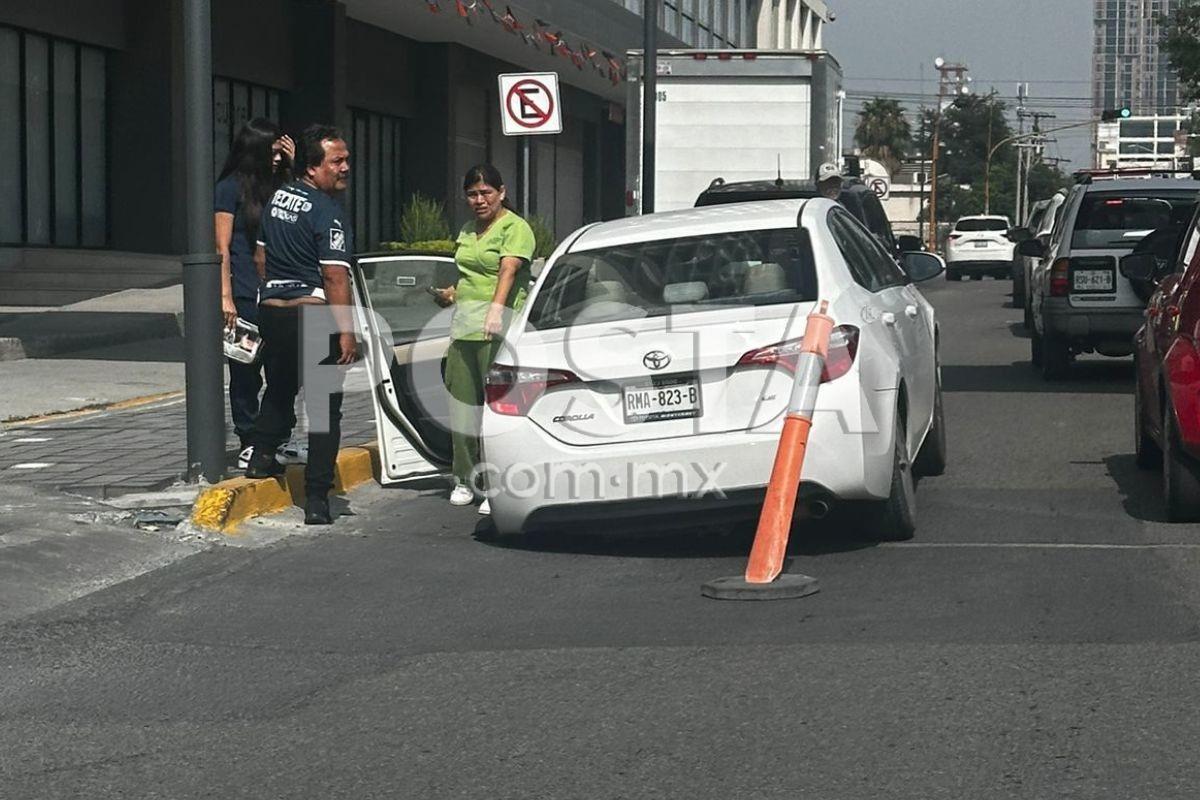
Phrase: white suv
[{"left": 945, "top": 215, "right": 1014, "bottom": 281}]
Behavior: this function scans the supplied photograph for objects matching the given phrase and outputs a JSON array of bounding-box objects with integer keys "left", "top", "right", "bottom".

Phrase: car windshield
[
  {"left": 955, "top": 218, "right": 1008, "bottom": 232},
  {"left": 1071, "top": 192, "right": 1198, "bottom": 250},
  {"left": 526, "top": 228, "right": 818, "bottom": 331}
]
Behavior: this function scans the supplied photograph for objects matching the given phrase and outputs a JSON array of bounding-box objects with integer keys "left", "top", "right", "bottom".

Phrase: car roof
[
  {"left": 694, "top": 179, "right": 819, "bottom": 206},
  {"left": 956, "top": 214, "right": 1008, "bottom": 221},
  {"left": 1081, "top": 178, "right": 1200, "bottom": 193},
  {"left": 570, "top": 199, "right": 812, "bottom": 251}
]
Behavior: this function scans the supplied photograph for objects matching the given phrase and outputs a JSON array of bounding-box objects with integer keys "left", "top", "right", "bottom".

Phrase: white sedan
[{"left": 356, "top": 199, "right": 947, "bottom": 540}]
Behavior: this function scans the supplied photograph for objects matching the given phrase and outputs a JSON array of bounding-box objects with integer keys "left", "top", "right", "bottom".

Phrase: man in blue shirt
[{"left": 244, "top": 124, "right": 356, "bottom": 526}]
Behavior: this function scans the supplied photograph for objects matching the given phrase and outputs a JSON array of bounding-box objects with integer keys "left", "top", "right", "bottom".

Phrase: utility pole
[
  {"left": 928, "top": 57, "right": 970, "bottom": 252},
  {"left": 181, "top": 0, "right": 225, "bottom": 483},
  {"left": 641, "top": 0, "right": 659, "bottom": 214},
  {"left": 1014, "top": 83, "right": 1029, "bottom": 224}
]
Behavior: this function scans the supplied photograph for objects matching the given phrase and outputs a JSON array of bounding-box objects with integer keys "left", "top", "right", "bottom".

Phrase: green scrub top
[{"left": 451, "top": 210, "right": 537, "bottom": 341}]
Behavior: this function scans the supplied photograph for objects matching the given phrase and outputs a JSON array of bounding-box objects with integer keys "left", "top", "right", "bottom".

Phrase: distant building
[
  {"left": 1095, "top": 113, "right": 1191, "bottom": 170},
  {"left": 1092, "top": 0, "right": 1181, "bottom": 117},
  {"left": 613, "top": 0, "right": 829, "bottom": 49}
]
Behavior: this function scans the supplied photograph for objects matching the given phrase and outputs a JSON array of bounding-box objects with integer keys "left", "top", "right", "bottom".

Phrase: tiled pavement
[{"left": 0, "top": 392, "right": 376, "bottom": 499}]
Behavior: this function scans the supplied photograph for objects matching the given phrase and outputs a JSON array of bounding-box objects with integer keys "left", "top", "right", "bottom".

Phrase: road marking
[
  {"left": 12, "top": 437, "right": 52, "bottom": 443},
  {"left": 10, "top": 462, "right": 54, "bottom": 470},
  {"left": 3, "top": 391, "right": 184, "bottom": 428},
  {"left": 881, "top": 542, "right": 1200, "bottom": 551}
]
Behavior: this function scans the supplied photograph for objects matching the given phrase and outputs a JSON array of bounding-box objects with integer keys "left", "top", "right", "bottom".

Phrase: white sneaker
[
  {"left": 237, "top": 445, "right": 254, "bottom": 470},
  {"left": 449, "top": 484, "right": 474, "bottom": 506},
  {"left": 477, "top": 499, "right": 491, "bottom": 516},
  {"left": 278, "top": 439, "right": 308, "bottom": 465}
]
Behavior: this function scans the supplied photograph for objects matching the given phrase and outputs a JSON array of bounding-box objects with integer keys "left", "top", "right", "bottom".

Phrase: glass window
[
  {"left": 827, "top": 209, "right": 905, "bottom": 291},
  {"left": 0, "top": 28, "right": 21, "bottom": 243},
  {"left": 1120, "top": 120, "right": 1155, "bottom": 138},
  {"left": 79, "top": 46, "right": 106, "bottom": 246},
  {"left": 24, "top": 34, "right": 51, "bottom": 245},
  {"left": 53, "top": 40, "right": 78, "bottom": 246},
  {"left": 954, "top": 217, "right": 1009, "bottom": 231},
  {"left": 350, "top": 108, "right": 405, "bottom": 250},
  {"left": 1071, "top": 192, "right": 1198, "bottom": 250},
  {"left": 212, "top": 77, "right": 281, "bottom": 185},
  {"left": 527, "top": 228, "right": 819, "bottom": 331}
]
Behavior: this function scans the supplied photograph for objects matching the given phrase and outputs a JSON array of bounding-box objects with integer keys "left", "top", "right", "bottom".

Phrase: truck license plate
[
  {"left": 623, "top": 376, "right": 701, "bottom": 424},
  {"left": 1073, "top": 269, "right": 1113, "bottom": 292}
]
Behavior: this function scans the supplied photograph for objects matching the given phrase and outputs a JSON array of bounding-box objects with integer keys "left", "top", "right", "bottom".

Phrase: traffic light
[{"left": 1101, "top": 107, "right": 1133, "bottom": 122}]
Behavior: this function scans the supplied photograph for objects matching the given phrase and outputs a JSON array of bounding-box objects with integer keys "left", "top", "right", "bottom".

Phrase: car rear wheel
[
  {"left": 1030, "top": 329, "right": 1043, "bottom": 367},
  {"left": 1040, "top": 331, "right": 1071, "bottom": 380},
  {"left": 913, "top": 378, "right": 947, "bottom": 477},
  {"left": 865, "top": 409, "right": 916, "bottom": 541},
  {"left": 1134, "top": 369, "right": 1161, "bottom": 470},
  {"left": 946, "top": 268, "right": 962, "bottom": 282},
  {"left": 1012, "top": 271, "right": 1025, "bottom": 309},
  {"left": 1163, "top": 399, "right": 1200, "bottom": 522},
  {"left": 1023, "top": 290, "right": 1034, "bottom": 330}
]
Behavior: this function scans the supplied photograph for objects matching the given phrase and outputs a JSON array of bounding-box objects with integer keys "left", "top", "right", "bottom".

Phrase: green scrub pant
[{"left": 445, "top": 338, "right": 502, "bottom": 484}]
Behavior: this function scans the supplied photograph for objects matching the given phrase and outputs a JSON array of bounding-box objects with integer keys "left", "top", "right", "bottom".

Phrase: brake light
[
  {"left": 947, "top": 233, "right": 962, "bottom": 241},
  {"left": 1049, "top": 257, "right": 1071, "bottom": 297},
  {"left": 1104, "top": 199, "right": 1124, "bottom": 206},
  {"left": 485, "top": 364, "right": 580, "bottom": 416},
  {"left": 693, "top": 53, "right": 708, "bottom": 60},
  {"left": 736, "top": 325, "right": 860, "bottom": 383}
]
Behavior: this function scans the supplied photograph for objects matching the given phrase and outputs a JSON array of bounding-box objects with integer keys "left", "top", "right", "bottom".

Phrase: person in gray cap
[{"left": 817, "top": 161, "right": 844, "bottom": 200}]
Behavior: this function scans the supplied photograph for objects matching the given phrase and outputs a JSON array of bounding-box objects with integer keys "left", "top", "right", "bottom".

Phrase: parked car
[
  {"left": 1010, "top": 191, "right": 1068, "bottom": 329},
  {"left": 944, "top": 215, "right": 1014, "bottom": 280},
  {"left": 1126, "top": 199, "right": 1200, "bottom": 519},
  {"left": 355, "top": 199, "right": 948, "bottom": 539},
  {"left": 695, "top": 178, "right": 923, "bottom": 258},
  {"left": 1020, "top": 178, "right": 1199, "bottom": 379}
]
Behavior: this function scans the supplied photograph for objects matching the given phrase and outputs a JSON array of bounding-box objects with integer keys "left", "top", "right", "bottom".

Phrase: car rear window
[
  {"left": 955, "top": 218, "right": 1008, "bottom": 232},
  {"left": 1071, "top": 192, "right": 1198, "bottom": 250},
  {"left": 526, "top": 228, "right": 818, "bottom": 331}
]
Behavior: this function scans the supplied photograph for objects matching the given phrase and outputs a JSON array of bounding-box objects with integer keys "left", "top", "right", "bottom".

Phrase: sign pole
[
  {"left": 521, "top": 136, "right": 531, "bottom": 218},
  {"left": 642, "top": 0, "right": 658, "bottom": 214}
]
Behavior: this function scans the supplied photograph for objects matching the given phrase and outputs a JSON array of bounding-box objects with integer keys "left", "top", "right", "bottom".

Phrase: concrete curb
[
  {"left": 190, "top": 443, "right": 382, "bottom": 534},
  {"left": 0, "top": 311, "right": 182, "bottom": 361}
]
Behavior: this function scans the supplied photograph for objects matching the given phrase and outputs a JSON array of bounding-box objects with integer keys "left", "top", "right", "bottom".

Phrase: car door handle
[
  {"left": 881, "top": 311, "right": 897, "bottom": 327},
  {"left": 904, "top": 304, "right": 919, "bottom": 318}
]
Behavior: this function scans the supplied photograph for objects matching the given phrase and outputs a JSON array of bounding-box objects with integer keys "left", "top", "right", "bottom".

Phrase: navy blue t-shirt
[
  {"left": 258, "top": 180, "right": 353, "bottom": 302},
  {"left": 214, "top": 175, "right": 262, "bottom": 300}
]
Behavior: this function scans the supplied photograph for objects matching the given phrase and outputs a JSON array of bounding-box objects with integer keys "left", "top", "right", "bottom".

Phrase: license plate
[
  {"left": 1073, "top": 269, "right": 1114, "bottom": 292},
  {"left": 973, "top": 240, "right": 989, "bottom": 248},
  {"left": 623, "top": 376, "right": 701, "bottom": 424}
]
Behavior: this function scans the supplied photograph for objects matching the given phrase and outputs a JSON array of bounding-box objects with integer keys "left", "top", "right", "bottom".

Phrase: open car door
[{"left": 352, "top": 253, "right": 456, "bottom": 482}]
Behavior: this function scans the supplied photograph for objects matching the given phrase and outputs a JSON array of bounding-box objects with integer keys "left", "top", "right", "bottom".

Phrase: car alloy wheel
[{"left": 866, "top": 407, "right": 917, "bottom": 541}]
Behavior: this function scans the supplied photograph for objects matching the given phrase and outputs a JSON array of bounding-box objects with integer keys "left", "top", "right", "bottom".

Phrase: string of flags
[{"left": 422, "top": 0, "right": 626, "bottom": 85}]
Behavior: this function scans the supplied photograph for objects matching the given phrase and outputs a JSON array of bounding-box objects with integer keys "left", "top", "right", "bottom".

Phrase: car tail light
[
  {"left": 947, "top": 234, "right": 961, "bottom": 242},
  {"left": 736, "top": 325, "right": 860, "bottom": 383},
  {"left": 485, "top": 364, "right": 580, "bottom": 417},
  {"left": 1049, "top": 257, "right": 1071, "bottom": 297}
]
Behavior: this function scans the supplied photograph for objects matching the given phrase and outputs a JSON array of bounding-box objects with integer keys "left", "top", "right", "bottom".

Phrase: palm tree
[{"left": 854, "top": 97, "right": 912, "bottom": 177}]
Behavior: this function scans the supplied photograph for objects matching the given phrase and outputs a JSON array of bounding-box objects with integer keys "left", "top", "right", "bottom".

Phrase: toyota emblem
[{"left": 643, "top": 350, "right": 671, "bottom": 371}]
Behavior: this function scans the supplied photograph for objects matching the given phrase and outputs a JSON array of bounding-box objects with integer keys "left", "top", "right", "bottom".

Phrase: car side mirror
[
  {"left": 897, "top": 234, "right": 922, "bottom": 253},
  {"left": 1007, "top": 227, "right": 1032, "bottom": 243},
  {"left": 1120, "top": 252, "right": 1160, "bottom": 283},
  {"left": 1016, "top": 239, "right": 1046, "bottom": 258},
  {"left": 901, "top": 251, "right": 946, "bottom": 283}
]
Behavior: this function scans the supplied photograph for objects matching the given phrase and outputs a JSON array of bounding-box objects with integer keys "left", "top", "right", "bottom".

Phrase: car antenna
[{"left": 774, "top": 154, "right": 784, "bottom": 189}]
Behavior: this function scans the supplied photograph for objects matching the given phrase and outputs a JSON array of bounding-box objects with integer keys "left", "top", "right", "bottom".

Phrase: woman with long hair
[
  {"left": 215, "top": 117, "right": 294, "bottom": 464},
  {"left": 434, "top": 164, "right": 536, "bottom": 512}
]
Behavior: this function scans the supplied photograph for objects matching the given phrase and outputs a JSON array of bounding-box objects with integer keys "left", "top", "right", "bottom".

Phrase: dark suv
[{"left": 695, "top": 178, "right": 919, "bottom": 257}]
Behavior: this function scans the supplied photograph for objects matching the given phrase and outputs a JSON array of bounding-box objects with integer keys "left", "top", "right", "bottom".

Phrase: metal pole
[
  {"left": 182, "top": 0, "right": 225, "bottom": 483},
  {"left": 641, "top": 0, "right": 658, "bottom": 214},
  {"left": 521, "top": 136, "right": 531, "bottom": 217}
]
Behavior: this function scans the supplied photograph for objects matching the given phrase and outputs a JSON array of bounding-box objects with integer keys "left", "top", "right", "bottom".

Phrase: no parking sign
[{"left": 498, "top": 73, "right": 563, "bottom": 136}]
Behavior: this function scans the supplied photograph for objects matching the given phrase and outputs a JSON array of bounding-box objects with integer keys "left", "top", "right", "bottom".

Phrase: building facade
[
  {"left": 1092, "top": 0, "right": 1181, "bottom": 117},
  {"left": 1095, "top": 113, "right": 1191, "bottom": 169},
  {"left": 0, "top": 0, "right": 832, "bottom": 305}
]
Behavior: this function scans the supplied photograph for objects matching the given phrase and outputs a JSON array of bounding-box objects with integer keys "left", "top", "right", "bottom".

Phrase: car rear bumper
[
  {"left": 1041, "top": 299, "right": 1143, "bottom": 342},
  {"left": 945, "top": 259, "right": 1013, "bottom": 275},
  {"left": 479, "top": 382, "right": 898, "bottom": 534}
]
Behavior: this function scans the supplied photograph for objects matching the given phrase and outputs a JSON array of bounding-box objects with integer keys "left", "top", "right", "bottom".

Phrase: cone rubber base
[{"left": 701, "top": 573, "right": 820, "bottom": 601}]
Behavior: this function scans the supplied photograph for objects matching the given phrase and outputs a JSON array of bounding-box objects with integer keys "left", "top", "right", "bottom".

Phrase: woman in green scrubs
[{"left": 435, "top": 164, "right": 536, "bottom": 509}]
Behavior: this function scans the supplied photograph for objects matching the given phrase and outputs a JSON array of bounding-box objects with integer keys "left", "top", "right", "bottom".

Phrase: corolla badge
[{"left": 643, "top": 350, "right": 671, "bottom": 371}]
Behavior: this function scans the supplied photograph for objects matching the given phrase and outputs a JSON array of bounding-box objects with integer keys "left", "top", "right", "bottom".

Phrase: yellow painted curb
[{"left": 190, "top": 442, "right": 381, "bottom": 534}]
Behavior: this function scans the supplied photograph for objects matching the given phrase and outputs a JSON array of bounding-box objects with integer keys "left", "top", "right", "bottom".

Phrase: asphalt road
[{"left": 5, "top": 277, "right": 1200, "bottom": 799}]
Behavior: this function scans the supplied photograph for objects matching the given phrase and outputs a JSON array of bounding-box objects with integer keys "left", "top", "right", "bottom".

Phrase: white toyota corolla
[{"left": 355, "top": 198, "right": 946, "bottom": 540}]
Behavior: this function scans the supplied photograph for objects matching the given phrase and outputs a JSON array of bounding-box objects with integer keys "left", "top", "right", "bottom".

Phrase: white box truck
[{"left": 625, "top": 49, "right": 844, "bottom": 214}]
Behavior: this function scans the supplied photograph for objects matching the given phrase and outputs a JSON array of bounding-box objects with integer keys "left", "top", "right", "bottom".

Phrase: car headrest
[
  {"left": 662, "top": 281, "right": 709, "bottom": 304},
  {"left": 742, "top": 262, "right": 788, "bottom": 294}
]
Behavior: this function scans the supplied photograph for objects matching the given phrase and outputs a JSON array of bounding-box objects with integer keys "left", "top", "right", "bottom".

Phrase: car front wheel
[
  {"left": 913, "top": 378, "right": 947, "bottom": 477},
  {"left": 1134, "top": 367, "right": 1161, "bottom": 470}
]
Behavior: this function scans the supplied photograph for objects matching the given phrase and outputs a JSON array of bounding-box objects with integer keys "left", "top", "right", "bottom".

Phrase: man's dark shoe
[
  {"left": 245, "top": 451, "right": 285, "bottom": 479},
  {"left": 305, "top": 495, "right": 333, "bottom": 525}
]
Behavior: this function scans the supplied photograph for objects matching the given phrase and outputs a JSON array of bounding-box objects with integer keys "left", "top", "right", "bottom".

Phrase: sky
[{"left": 825, "top": 0, "right": 1095, "bottom": 169}]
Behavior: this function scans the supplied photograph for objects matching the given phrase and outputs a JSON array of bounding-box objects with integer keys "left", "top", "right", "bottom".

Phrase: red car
[{"left": 1127, "top": 204, "right": 1200, "bottom": 520}]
